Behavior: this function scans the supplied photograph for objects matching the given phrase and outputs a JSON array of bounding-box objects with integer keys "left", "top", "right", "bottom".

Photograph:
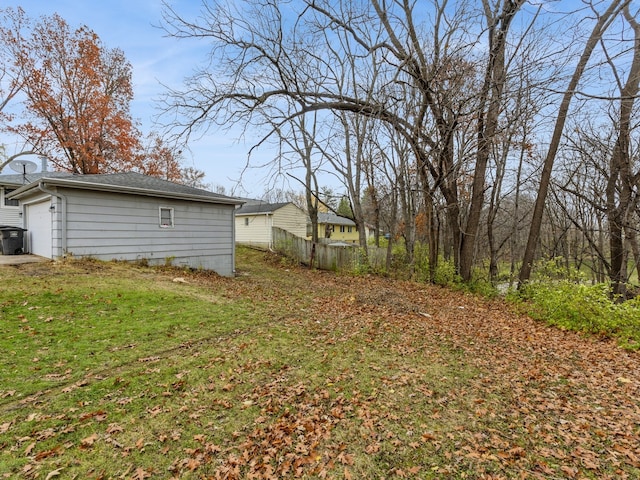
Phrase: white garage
[{"left": 24, "top": 199, "right": 53, "bottom": 257}]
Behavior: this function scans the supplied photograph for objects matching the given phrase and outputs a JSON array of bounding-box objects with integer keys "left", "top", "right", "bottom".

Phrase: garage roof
[{"left": 8, "top": 172, "right": 244, "bottom": 205}]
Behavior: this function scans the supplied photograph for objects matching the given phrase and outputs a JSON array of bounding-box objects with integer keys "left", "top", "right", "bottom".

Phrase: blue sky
[{"left": 1, "top": 0, "right": 264, "bottom": 195}]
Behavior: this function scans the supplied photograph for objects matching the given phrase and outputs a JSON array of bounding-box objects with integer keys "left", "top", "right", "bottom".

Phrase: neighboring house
[
  {"left": 235, "top": 201, "right": 309, "bottom": 249},
  {"left": 7, "top": 172, "right": 243, "bottom": 276},
  {"left": 1, "top": 182, "right": 21, "bottom": 228},
  {"left": 313, "top": 212, "right": 361, "bottom": 244},
  {"left": 1, "top": 172, "right": 72, "bottom": 227}
]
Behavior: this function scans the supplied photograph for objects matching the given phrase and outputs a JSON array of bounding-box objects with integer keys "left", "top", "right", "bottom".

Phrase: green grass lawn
[{"left": 1, "top": 248, "right": 639, "bottom": 479}]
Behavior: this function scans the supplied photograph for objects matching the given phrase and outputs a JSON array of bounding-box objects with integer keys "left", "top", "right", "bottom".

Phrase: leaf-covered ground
[{"left": 1, "top": 248, "right": 639, "bottom": 479}]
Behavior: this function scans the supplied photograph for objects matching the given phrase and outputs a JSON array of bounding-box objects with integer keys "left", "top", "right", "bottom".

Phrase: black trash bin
[{"left": 0, "top": 226, "right": 26, "bottom": 255}]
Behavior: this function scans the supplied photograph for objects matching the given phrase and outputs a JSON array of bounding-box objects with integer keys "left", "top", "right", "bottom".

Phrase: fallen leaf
[
  {"left": 365, "top": 443, "right": 381, "bottom": 454},
  {"left": 81, "top": 433, "right": 98, "bottom": 447},
  {"left": 106, "top": 423, "right": 124, "bottom": 434},
  {"left": 560, "top": 465, "right": 578, "bottom": 478},
  {"left": 24, "top": 442, "right": 36, "bottom": 456},
  {"left": 133, "top": 467, "right": 151, "bottom": 479},
  {"left": 45, "top": 468, "right": 63, "bottom": 479}
]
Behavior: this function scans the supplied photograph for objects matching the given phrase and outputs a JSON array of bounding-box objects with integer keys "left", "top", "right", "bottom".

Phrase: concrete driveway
[{"left": 0, "top": 254, "right": 49, "bottom": 265}]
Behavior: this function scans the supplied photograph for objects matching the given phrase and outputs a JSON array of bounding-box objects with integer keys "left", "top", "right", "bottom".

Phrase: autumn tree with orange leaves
[{"left": 0, "top": 8, "right": 183, "bottom": 181}]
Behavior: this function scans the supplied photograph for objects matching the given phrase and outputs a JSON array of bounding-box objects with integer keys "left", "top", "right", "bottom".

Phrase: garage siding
[{"left": 61, "top": 189, "right": 236, "bottom": 275}]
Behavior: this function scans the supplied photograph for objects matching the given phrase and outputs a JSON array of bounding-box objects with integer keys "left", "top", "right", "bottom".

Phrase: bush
[
  {"left": 433, "top": 258, "right": 460, "bottom": 286},
  {"left": 353, "top": 247, "right": 373, "bottom": 275},
  {"left": 517, "top": 279, "right": 640, "bottom": 350}
]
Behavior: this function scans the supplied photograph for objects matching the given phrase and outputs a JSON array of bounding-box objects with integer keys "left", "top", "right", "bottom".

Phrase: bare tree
[
  {"left": 553, "top": 124, "right": 611, "bottom": 282},
  {"left": 275, "top": 112, "right": 325, "bottom": 243},
  {"left": 519, "top": 0, "right": 630, "bottom": 286},
  {"left": 603, "top": 5, "right": 640, "bottom": 298},
  {"left": 454, "top": 0, "right": 527, "bottom": 281},
  {"left": 160, "top": 0, "right": 537, "bottom": 282}
]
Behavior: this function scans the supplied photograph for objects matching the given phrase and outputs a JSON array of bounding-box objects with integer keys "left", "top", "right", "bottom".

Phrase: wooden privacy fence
[{"left": 272, "top": 227, "right": 387, "bottom": 272}]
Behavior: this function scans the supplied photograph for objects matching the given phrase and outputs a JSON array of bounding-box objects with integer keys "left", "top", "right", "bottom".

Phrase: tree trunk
[
  {"left": 608, "top": 5, "right": 640, "bottom": 299},
  {"left": 459, "top": 0, "right": 523, "bottom": 282}
]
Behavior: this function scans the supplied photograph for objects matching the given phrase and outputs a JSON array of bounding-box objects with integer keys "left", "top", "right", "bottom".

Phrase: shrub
[
  {"left": 353, "top": 247, "right": 373, "bottom": 275},
  {"left": 433, "top": 258, "right": 460, "bottom": 286},
  {"left": 517, "top": 279, "right": 640, "bottom": 350}
]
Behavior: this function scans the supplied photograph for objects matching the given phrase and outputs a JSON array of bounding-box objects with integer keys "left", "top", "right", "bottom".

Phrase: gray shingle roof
[
  {"left": 236, "top": 202, "right": 290, "bottom": 215},
  {"left": 0, "top": 171, "right": 74, "bottom": 187},
  {"left": 7, "top": 172, "right": 243, "bottom": 205},
  {"left": 66, "top": 172, "right": 237, "bottom": 200},
  {"left": 317, "top": 212, "right": 355, "bottom": 226}
]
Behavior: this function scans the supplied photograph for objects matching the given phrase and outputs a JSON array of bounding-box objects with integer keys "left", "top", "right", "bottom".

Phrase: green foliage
[
  {"left": 432, "top": 258, "right": 460, "bottom": 286},
  {"left": 367, "top": 235, "right": 389, "bottom": 248},
  {"left": 336, "top": 196, "right": 353, "bottom": 218},
  {"left": 353, "top": 247, "right": 372, "bottom": 275},
  {"left": 517, "top": 279, "right": 640, "bottom": 350},
  {"left": 319, "top": 186, "right": 338, "bottom": 210},
  {"left": 411, "top": 245, "right": 460, "bottom": 287},
  {"left": 532, "top": 257, "right": 586, "bottom": 283},
  {"left": 412, "top": 242, "right": 430, "bottom": 282},
  {"left": 460, "top": 275, "right": 499, "bottom": 298}
]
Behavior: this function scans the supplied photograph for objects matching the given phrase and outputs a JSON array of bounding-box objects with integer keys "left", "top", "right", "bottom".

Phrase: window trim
[{"left": 159, "top": 207, "right": 174, "bottom": 228}]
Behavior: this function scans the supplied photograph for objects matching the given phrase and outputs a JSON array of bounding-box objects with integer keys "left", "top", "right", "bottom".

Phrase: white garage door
[{"left": 26, "top": 200, "right": 52, "bottom": 258}]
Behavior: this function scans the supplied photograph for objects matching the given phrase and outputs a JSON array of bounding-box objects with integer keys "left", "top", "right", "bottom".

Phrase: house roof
[
  {"left": 0, "top": 171, "right": 74, "bottom": 187},
  {"left": 235, "top": 201, "right": 291, "bottom": 215},
  {"left": 7, "top": 172, "right": 243, "bottom": 205},
  {"left": 317, "top": 212, "right": 356, "bottom": 226}
]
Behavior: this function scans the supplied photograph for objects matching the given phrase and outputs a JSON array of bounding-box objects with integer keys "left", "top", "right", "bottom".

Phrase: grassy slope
[{"left": 0, "top": 248, "right": 639, "bottom": 479}]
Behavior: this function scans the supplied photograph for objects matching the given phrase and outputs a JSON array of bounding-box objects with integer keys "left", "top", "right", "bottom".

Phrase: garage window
[{"left": 159, "top": 207, "right": 174, "bottom": 228}]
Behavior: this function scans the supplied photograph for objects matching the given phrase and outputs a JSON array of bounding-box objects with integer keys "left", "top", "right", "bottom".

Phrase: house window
[
  {"left": 159, "top": 207, "right": 174, "bottom": 228},
  {"left": 244, "top": 217, "right": 249, "bottom": 226},
  {"left": 3, "top": 188, "right": 19, "bottom": 207},
  {"left": 347, "top": 226, "right": 353, "bottom": 233},
  {"left": 340, "top": 225, "right": 346, "bottom": 233}
]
